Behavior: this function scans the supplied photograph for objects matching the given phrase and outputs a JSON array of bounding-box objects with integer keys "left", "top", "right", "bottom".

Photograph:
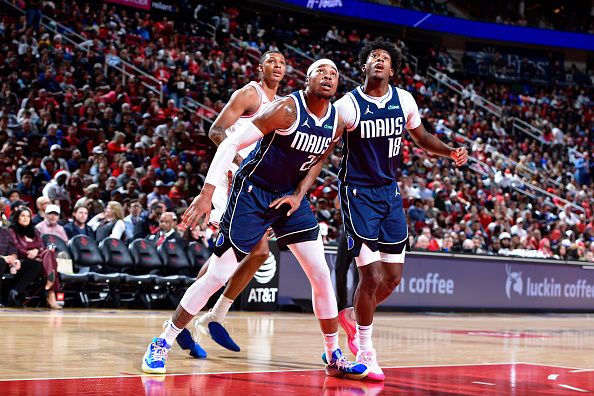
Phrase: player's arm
[
  {"left": 269, "top": 116, "right": 346, "bottom": 215},
  {"left": 182, "top": 97, "right": 298, "bottom": 228},
  {"left": 209, "top": 86, "right": 260, "bottom": 164},
  {"left": 403, "top": 91, "right": 468, "bottom": 166},
  {"left": 408, "top": 123, "right": 467, "bottom": 167},
  {"left": 208, "top": 86, "right": 259, "bottom": 145}
]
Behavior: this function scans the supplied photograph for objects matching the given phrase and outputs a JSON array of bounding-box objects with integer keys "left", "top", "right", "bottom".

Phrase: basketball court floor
[{"left": 1, "top": 309, "right": 593, "bottom": 395}]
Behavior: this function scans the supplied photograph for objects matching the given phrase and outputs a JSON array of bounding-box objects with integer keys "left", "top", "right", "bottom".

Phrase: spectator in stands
[
  {"left": 147, "top": 181, "right": 173, "bottom": 211},
  {"left": 35, "top": 204, "right": 67, "bottom": 242},
  {"left": 414, "top": 235, "right": 429, "bottom": 251},
  {"left": 134, "top": 201, "right": 163, "bottom": 239},
  {"left": 16, "top": 170, "right": 39, "bottom": 208},
  {"left": 124, "top": 200, "right": 143, "bottom": 240},
  {"left": 0, "top": 224, "right": 42, "bottom": 307},
  {"left": 75, "top": 184, "right": 105, "bottom": 218},
  {"left": 117, "top": 162, "right": 136, "bottom": 188},
  {"left": 31, "top": 196, "right": 50, "bottom": 226},
  {"left": 88, "top": 201, "right": 126, "bottom": 241},
  {"left": 147, "top": 212, "right": 186, "bottom": 248},
  {"left": 64, "top": 204, "right": 95, "bottom": 239},
  {"left": 9, "top": 207, "right": 61, "bottom": 309},
  {"left": 41, "top": 170, "right": 69, "bottom": 209}
]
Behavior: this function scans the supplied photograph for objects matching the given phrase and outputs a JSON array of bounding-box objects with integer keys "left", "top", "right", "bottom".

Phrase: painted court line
[
  {"left": 471, "top": 381, "right": 495, "bottom": 386},
  {"left": 0, "top": 362, "right": 513, "bottom": 382},
  {"left": 559, "top": 384, "right": 589, "bottom": 393}
]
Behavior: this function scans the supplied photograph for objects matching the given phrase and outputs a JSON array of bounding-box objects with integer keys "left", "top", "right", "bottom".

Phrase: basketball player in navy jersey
[
  {"left": 168, "top": 51, "right": 287, "bottom": 356},
  {"left": 330, "top": 39, "right": 468, "bottom": 379},
  {"left": 142, "top": 59, "right": 368, "bottom": 379}
]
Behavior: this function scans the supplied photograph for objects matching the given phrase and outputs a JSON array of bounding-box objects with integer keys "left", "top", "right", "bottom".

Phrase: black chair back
[
  {"left": 186, "top": 241, "right": 210, "bottom": 272},
  {"left": 158, "top": 240, "right": 191, "bottom": 275},
  {"left": 99, "top": 237, "right": 134, "bottom": 272},
  {"left": 42, "top": 234, "right": 70, "bottom": 257},
  {"left": 129, "top": 239, "right": 163, "bottom": 274},
  {"left": 68, "top": 235, "right": 103, "bottom": 272}
]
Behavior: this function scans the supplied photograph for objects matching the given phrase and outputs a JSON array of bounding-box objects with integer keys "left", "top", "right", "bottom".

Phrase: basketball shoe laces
[
  {"left": 333, "top": 354, "right": 360, "bottom": 371},
  {"left": 150, "top": 341, "right": 169, "bottom": 362},
  {"left": 356, "top": 350, "right": 376, "bottom": 368}
]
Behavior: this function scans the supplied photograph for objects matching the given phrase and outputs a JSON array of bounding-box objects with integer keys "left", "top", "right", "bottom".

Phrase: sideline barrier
[{"left": 279, "top": 250, "right": 594, "bottom": 311}]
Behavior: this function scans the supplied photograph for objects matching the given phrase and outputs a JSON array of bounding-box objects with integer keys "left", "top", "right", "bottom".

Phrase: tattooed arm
[{"left": 208, "top": 85, "right": 261, "bottom": 146}]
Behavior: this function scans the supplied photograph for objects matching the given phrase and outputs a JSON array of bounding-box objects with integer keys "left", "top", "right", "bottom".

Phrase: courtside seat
[
  {"left": 186, "top": 241, "right": 210, "bottom": 274},
  {"left": 154, "top": 275, "right": 181, "bottom": 287},
  {"left": 68, "top": 235, "right": 104, "bottom": 273},
  {"left": 42, "top": 234, "right": 70, "bottom": 257},
  {"left": 179, "top": 276, "right": 195, "bottom": 286},
  {"left": 159, "top": 240, "right": 191, "bottom": 276},
  {"left": 99, "top": 238, "right": 134, "bottom": 273},
  {"left": 129, "top": 239, "right": 163, "bottom": 275}
]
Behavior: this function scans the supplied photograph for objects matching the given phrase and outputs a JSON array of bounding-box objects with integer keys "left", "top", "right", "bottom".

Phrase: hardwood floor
[{"left": 1, "top": 309, "right": 593, "bottom": 382}]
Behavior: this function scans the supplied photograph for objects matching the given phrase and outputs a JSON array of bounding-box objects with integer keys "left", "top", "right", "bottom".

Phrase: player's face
[
  {"left": 363, "top": 49, "right": 394, "bottom": 81},
  {"left": 260, "top": 53, "right": 286, "bottom": 83},
  {"left": 307, "top": 64, "right": 338, "bottom": 99}
]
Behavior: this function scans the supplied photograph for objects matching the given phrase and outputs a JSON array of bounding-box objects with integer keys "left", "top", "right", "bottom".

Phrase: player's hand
[
  {"left": 181, "top": 193, "right": 212, "bottom": 230},
  {"left": 269, "top": 193, "right": 302, "bottom": 216},
  {"left": 450, "top": 147, "right": 468, "bottom": 167}
]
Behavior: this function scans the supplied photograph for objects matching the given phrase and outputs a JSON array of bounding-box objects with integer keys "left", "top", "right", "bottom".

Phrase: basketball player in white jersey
[{"left": 170, "top": 51, "right": 286, "bottom": 356}]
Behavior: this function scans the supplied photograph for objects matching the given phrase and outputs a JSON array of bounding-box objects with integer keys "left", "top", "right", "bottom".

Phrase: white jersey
[{"left": 211, "top": 81, "right": 276, "bottom": 224}]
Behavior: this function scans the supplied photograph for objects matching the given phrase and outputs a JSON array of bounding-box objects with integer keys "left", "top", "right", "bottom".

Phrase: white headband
[{"left": 307, "top": 58, "right": 339, "bottom": 77}]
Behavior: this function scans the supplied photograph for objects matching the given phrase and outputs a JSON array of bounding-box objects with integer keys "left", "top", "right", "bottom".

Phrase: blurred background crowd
[{"left": 0, "top": 0, "right": 592, "bottom": 266}]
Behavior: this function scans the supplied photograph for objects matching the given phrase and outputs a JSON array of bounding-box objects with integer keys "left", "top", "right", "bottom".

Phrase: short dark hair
[
  {"left": 358, "top": 39, "right": 401, "bottom": 74},
  {"left": 259, "top": 50, "right": 284, "bottom": 65}
]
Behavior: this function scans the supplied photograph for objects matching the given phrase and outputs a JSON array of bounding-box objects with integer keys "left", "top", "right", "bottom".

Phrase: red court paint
[{"left": 1, "top": 364, "right": 592, "bottom": 395}]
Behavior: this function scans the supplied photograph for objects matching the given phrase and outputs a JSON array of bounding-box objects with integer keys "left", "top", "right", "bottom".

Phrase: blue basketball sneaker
[
  {"left": 195, "top": 312, "right": 241, "bottom": 352},
  {"left": 142, "top": 337, "right": 171, "bottom": 374},
  {"left": 322, "top": 348, "right": 369, "bottom": 380},
  {"left": 163, "top": 320, "right": 207, "bottom": 359}
]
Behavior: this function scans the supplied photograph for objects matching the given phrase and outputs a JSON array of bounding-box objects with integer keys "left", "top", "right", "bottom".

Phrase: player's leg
[
  {"left": 142, "top": 247, "right": 241, "bottom": 374},
  {"left": 287, "top": 236, "right": 369, "bottom": 380},
  {"left": 375, "top": 182, "right": 408, "bottom": 304},
  {"left": 275, "top": 196, "right": 368, "bottom": 379},
  {"left": 354, "top": 182, "right": 408, "bottom": 380},
  {"left": 335, "top": 183, "right": 387, "bottom": 381},
  {"left": 142, "top": 176, "right": 269, "bottom": 373},
  {"left": 196, "top": 234, "right": 269, "bottom": 351}
]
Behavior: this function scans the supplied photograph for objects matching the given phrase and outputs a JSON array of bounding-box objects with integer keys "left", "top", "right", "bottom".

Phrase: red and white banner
[{"left": 104, "top": 0, "right": 151, "bottom": 10}]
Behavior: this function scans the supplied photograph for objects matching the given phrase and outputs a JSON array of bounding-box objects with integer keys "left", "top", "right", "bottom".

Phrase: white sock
[
  {"left": 211, "top": 295, "right": 234, "bottom": 323},
  {"left": 357, "top": 323, "right": 373, "bottom": 352},
  {"left": 159, "top": 320, "right": 182, "bottom": 346},
  {"left": 323, "top": 332, "right": 339, "bottom": 360}
]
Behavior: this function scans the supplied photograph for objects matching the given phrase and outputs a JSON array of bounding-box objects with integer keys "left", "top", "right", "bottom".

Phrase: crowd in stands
[
  {"left": 369, "top": 0, "right": 594, "bottom": 33},
  {"left": 0, "top": 0, "right": 592, "bottom": 307}
]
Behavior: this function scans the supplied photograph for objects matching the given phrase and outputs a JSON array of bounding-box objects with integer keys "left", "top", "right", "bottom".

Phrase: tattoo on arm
[
  {"left": 209, "top": 125, "right": 227, "bottom": 146},
  {"left": 284, "top": 102, "right": 297, "bottom": 127}
]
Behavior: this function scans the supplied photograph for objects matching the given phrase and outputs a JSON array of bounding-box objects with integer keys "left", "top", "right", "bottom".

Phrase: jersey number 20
[{"left": 389, "top": 137, "right": 402, "bottom": 158}]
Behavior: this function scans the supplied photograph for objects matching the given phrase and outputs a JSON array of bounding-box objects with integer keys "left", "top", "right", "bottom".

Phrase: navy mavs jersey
[
  {"left": 339, "top": 85, "right": 406, "bottom": 187},
  {"left": 216, "top": 90, "right": 338, "bottom": 259},
  {"left": 240, "top": 90, "right": 338, "bottom": 191}
]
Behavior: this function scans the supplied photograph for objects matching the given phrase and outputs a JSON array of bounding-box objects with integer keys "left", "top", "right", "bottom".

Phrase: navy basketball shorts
[
  {"left": 215, "top": 173, "right": 320, "bottom": 260},
  {"left": 339, "top": 180, "right": 408, "bottom": 258}
]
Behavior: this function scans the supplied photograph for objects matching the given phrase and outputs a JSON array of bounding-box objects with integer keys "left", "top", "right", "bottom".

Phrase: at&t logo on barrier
[
  {"left": 247, "top": 252, "right": 279, "bottom": 304},
  {"left": 505, "top": 265, "right": 523, "bottom": 300}
]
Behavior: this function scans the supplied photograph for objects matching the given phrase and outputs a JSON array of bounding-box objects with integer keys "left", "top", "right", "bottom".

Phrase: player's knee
[
  {"left": 308, "top": 266, "right": 332, "bottom": 289},
  {"left": 206, "top": 270, "right": 229, "bottom": 289},
  {"left": 382, "top": 272, "right": 402, "bottom": 292},
  {"left": 359, "top": 267, "right": 381, "bottom": 290}
]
